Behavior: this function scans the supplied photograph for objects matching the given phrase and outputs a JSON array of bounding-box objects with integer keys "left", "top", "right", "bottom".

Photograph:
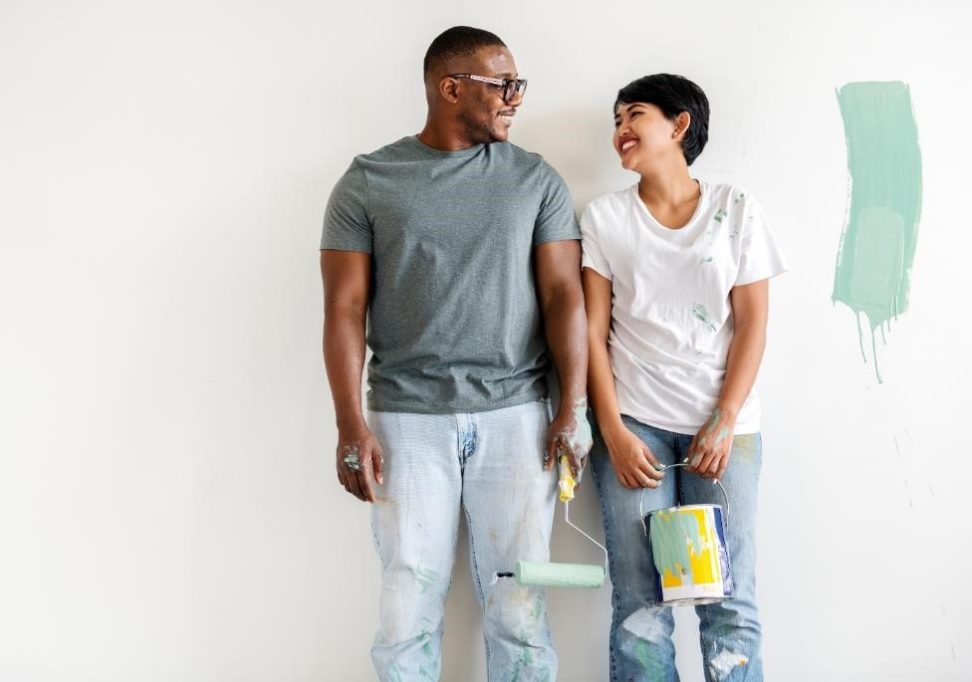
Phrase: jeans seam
[
  {"left": 591, "top": 443, "right": 622, "bottom": 682},
  {"left": 468, "top": 413, "right": 479, "bottom": 461},
  {"left": 463, "top": 503, "right": 492, "bottom": 676}
]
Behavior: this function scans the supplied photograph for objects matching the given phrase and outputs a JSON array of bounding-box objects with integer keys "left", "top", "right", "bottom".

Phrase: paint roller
[{"left": 493, "top": 453, "right": 608, "bottom": 589}]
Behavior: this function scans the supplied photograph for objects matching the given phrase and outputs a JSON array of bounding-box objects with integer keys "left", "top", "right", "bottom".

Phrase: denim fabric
[
  {"left": 367, "top": 399, "right": 558, "bottom": 681},
  {"left": 590, "top": 415, "right": 763, "bottom": 682}
]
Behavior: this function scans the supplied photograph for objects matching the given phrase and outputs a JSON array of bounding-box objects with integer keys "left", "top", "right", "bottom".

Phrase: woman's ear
[{"left": 672, "top": 111, "right": 692, "bottom": 140}]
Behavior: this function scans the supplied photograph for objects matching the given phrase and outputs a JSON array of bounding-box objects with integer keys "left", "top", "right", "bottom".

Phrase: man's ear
[{"left": 439, "top": 76, "right": 460, "bottom": 104}]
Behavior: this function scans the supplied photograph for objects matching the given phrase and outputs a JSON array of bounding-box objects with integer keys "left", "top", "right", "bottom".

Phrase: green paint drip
[
  {"left": 649, "top": 511, "right": 701, "bottom": 580},
  {"left": 834, "top": 81, "right": 922, "bottom": 383},
  {"left": 692, "top": 303, "right": 718, "bottom": 332}
]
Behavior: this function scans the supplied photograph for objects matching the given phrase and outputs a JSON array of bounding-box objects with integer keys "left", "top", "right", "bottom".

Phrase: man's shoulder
[
  {"left": 494, "top": 141, "right": 546, "bottom": 170},
  {"left": 350, "top": 136, "right": 416, "bottom": 166}
]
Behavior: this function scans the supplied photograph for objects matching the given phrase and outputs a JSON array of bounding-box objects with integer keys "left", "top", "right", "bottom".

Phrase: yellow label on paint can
[{"left": 648, "top": 504, "right": 732, "bottom": 605}]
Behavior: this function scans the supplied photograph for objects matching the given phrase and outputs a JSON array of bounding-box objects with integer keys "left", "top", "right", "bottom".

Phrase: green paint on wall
[{"left": 834, "top": 81, "right": 922, "bottom": 383}]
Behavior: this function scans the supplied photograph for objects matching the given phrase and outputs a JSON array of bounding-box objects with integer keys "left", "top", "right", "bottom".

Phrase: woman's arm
[
  {"left": 583, "top": 268, "right": 664, "bottom": 489},
  {"left": 688, "top": 278, "right": 769, "bottom": 479}
]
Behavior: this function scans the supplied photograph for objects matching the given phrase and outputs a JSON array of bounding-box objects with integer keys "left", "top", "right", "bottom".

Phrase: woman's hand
[
  {"left": 687, "top": 407, "right": 737, "bottom": 479},
  {"left": 603, "top": 425, "right": 665, "bottom": 489}
]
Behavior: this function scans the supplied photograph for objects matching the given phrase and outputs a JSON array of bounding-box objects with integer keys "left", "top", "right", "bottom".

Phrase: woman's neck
[
  {"left": 636, "top": 162, "right": 701, "bottom": 230},
  {"left": 637, "top": 167, "right": 698, "bottom": 209}
]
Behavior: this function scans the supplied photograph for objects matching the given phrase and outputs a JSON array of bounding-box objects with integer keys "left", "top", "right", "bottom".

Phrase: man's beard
[{"left": 459, "top": 110, "right": 501, "bottom": 144}]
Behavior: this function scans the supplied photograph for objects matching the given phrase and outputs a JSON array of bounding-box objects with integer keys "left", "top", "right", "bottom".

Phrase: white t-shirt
[{"left": 581, "top": 181, "right": 787, "bottom": 435}]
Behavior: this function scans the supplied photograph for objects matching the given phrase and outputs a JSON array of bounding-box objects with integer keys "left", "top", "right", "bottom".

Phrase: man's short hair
[
  {"left": 615, "top": 74, "right": 710, "bottom": 166},
  {"left": 423, "top": 26, "right": 506, "bottom": 79}
]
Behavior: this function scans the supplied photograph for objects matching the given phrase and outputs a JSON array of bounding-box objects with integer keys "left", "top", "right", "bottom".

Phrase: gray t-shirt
[{"left": 321, "top": 135, "right": 580, "bottom": 414}]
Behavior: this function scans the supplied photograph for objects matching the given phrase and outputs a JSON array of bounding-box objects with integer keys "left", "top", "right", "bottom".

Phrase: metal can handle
[{"left": 639, "top": 462, "right": 730, "bottom": 537}]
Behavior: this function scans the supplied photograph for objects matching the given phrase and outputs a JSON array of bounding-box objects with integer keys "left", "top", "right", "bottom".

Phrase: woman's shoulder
[
  {"left": 583, "top": 185, "right": 637, "bottom": 221},
  {"left": 700, "top": 180, "right": 751, "bottom": 201},
  {"left": 701, "top": 181, "right": 761, "bottom": 211}
]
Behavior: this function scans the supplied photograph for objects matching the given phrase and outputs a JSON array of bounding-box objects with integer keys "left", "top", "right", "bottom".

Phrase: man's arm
[
  {"left": 534, "top": 240, "right": 592, "bottom": 473},
  {"left": 321, "top": 250, "right": 383, "bottom": 502}
]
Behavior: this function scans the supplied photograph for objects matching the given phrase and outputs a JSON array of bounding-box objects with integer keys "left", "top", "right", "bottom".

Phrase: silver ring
[{"left": 343, "top": 452, "right": 362, "bottom": 472}]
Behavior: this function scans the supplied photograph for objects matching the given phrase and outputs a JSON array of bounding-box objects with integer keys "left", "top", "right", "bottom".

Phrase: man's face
[{"left": 455, "top": 46, "right": 522, "bottom": 144}]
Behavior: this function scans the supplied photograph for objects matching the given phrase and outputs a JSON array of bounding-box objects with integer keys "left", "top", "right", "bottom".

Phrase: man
[{"left": 320, "top": 26, "right": 591, "bottom": 681}]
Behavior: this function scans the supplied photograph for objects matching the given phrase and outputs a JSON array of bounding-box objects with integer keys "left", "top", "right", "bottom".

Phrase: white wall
[{"left": 2, "top": 1, "right": 970, "bottom": 680}]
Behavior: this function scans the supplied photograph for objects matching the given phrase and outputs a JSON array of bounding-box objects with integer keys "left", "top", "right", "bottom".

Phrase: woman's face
[{"left": 613, "top": 102, "right": 681, "bottom": 172}]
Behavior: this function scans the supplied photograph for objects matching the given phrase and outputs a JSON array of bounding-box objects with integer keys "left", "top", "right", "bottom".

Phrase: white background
[{"left": 2, "top": 1, "right": 970, "bottom": 680}]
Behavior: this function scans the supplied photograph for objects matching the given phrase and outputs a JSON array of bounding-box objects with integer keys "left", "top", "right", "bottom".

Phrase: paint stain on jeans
[
  {"left": 732, "top": 435, "right": 757, "bottom": 462},
  {"left": 631, "top": 639, "right": 668, "bottom": 679},
  {"left": 621, "top": 607, "right": 669, "bottom": 643},
  {"left": 409, "top": 565, "right": 439, "bottom": 593},
  {"left": 709, "top": 648, "right": 749, "bottom": 680}
]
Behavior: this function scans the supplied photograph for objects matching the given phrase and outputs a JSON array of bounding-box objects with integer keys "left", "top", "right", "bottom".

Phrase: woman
[{"left": 581, "top": 74, "right": 786, "bottom": 681}]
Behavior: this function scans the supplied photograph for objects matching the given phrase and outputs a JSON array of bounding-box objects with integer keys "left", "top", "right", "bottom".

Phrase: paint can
[{"left": 643, "top": 465, "right": 733, "bottom": 605}]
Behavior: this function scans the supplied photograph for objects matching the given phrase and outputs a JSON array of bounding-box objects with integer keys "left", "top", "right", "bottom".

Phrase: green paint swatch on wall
[{"left": 834, "top": 81, "right": 922, "bottom": 383}]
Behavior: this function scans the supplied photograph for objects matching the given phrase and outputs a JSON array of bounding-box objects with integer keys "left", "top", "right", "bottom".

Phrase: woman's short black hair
[{"left": 615, "top": 74, "right": 710, "bottom": 166}]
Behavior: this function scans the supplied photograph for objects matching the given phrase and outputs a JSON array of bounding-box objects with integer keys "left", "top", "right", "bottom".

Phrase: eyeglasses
[{"left": 449, "top": 74, "right": 528, "bottom": 103}]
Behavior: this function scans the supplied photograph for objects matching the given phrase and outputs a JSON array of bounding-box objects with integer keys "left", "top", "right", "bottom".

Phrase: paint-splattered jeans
[
  {"left": 591, "top": 415, "right": 763, "bottom": 682},
  {"left": 367, "top": 399, "right": 558, "bottom": 682}
]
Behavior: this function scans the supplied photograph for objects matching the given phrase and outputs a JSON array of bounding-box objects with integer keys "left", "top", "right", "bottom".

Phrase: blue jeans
[
  {"left": 367, "top": 399, "right": 558, "bottom": 682},
  {"left": 590, "top": 415, "right": 763, "bottom": 682}
]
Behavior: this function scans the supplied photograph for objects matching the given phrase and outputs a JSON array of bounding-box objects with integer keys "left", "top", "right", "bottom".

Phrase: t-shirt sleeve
[
  {"left": 321, "top": 161, "right": 373, "bottom": 252},
  {"left": 533, "top": 160, "right": 580, "bottom": 246},
  {"left": 580, "top": 203, "right": 613, "bottom": 281},
  {"left": 735, "top": 193, "right": 787, "bottom": 286}
]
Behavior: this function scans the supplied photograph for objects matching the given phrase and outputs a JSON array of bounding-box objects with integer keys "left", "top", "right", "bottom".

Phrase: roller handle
[{"left": 557, "top": 453, "right": 576, "bottom": 503}]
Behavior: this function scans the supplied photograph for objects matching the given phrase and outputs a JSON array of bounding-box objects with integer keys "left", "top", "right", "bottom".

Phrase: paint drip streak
[{"left": 833, "top": 81, "right": 922, "bottom": 383}]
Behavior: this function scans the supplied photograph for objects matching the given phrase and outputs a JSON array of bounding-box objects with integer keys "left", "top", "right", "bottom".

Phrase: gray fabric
[{"left": 322, "top": 135, "right": 579, "bottom": 413}]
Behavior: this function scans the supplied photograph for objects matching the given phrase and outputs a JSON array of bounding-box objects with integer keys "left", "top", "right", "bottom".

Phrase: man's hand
[
  {"left": 686, "top": 407, "right": 736, "bottom": 480},
  {"left": 544, "top": 397, "right": 594, "bottom": 477},
  {"left": 336, "top": 426, "right": 384, "bottom": 502}
]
